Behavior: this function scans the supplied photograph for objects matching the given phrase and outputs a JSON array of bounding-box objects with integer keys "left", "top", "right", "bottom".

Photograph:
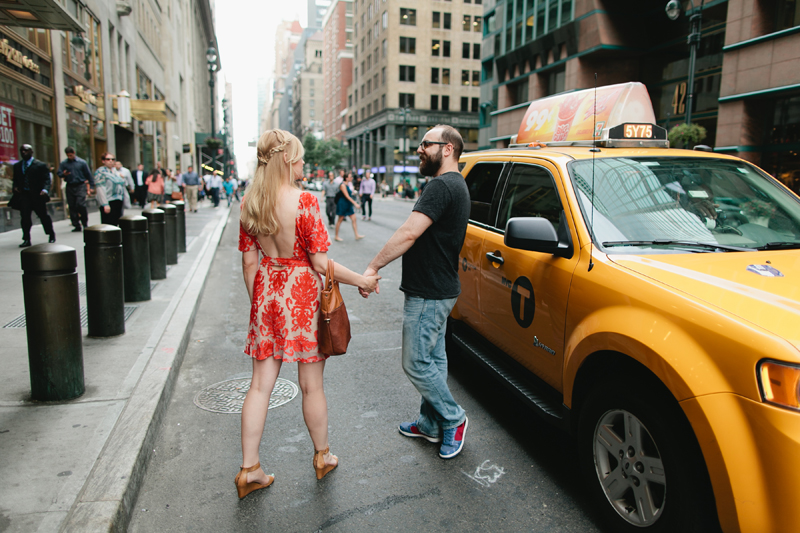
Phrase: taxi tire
[{"left": 578, "top": 382, "right": 719, "bottom": 533}]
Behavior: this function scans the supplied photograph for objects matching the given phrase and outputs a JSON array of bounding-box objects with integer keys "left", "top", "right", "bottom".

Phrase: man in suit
[
  {"left": 57, "top": 146, "right": 94, "bottom": 232},
  {"left": 13, "top": 144, "right": 55, "bottom": 247},
  {"left": 133, "top": 163, "right": 147, "bottom": 206}
]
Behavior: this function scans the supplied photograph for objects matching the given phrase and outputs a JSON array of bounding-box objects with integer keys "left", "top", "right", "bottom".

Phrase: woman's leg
[
  {"left": 350, "top": 214, "right": 363, "bottom": 239},
  {"left": 240, "top": 356, "right": 283, "bottom": 483},
  {"left": 334, "top": 215, "right": 344, "bottom": 240},
  {"left": 297, "top": 360, "right": 337, "bottom": 466}
]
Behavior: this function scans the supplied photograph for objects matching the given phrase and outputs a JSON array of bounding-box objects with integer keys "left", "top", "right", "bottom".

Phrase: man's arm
[
  {"left": 366, "top": 210, "right": 433, "bottom": 273},
  {"left": 82, "top": 162, "right": 95, "bottom": 188}
]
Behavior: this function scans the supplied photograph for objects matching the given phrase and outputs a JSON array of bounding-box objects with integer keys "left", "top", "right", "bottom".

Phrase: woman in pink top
[{"left": 145, "top": 169, "right": 164, "bottom": 208}]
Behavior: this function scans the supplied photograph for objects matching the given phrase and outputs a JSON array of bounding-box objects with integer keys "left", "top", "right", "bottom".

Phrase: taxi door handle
[{"left": 486, "top": 251, "right": 504, "bottom": 265}]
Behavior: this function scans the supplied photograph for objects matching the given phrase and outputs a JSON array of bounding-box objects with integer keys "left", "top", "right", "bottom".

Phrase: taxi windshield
[{"left": 568, "top": 157, "right": 800, "bottom": 253}]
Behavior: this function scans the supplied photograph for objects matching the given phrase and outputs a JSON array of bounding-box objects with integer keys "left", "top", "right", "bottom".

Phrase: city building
[
  {"left": 308, "top": 0, "right": 333, "bottom": 30},
  {"left": 267, "top": 20, "right": 303, "bottom": 132},
  {"left": 321, "top": 0, "right": 353, "bottom": 141},
  {"left": 0, "top": 0, "right": 221, "bottom": 232},
  {"left": 342, "top": 0, "right": 484, "bottom": 188},
  {"left": 480, "top": 0, "right": 799, "bottom": 189},
  {"left": 292, "top": 31, "right": 324, "bottom": 138}
]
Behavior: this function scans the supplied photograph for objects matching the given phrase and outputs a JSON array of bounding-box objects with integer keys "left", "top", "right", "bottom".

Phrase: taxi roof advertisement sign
[{"left": 516, "top": 82, "right": 656, "bottom": 144}]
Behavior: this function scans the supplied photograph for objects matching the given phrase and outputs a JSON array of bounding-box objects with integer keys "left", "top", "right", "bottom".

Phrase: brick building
[{"left": 322, "top": 0, "right": 354, "bottom": 141}]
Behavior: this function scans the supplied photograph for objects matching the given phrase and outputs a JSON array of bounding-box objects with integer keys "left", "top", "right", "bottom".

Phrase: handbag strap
[{"left": 325, "top": 259, "right": 335, "bottom": 291}]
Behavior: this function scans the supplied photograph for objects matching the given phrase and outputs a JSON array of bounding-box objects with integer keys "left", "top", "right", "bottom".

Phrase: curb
[{"left": 60, "top": 208, "right": 231, "bottom": 532}]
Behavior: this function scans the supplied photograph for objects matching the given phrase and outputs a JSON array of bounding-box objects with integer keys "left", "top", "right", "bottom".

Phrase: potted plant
[
  {"left": 205, "top": 137, "right": 223, "bottom": 150},
  {"left": 740, "top": 199, "right": 775, "bottom": 226},
  {"left": 668, "top": 123, "right": 707, "bottom": 149}
]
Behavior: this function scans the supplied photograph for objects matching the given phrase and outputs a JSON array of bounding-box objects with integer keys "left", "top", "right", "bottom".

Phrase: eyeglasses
[
  {"left": 419, "top": 140, "right": 450, "bottom": 150},
  {"left": 103, "top": 157, "right": 115, "bottom": 161}
]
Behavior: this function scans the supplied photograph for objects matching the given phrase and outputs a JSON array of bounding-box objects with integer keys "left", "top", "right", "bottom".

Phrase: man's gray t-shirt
[
  {"left": 322, "top": 181, "right": 339, "bottom": 198},
  {"left": 400, "top": 171, "right": 470, "bottom": 299}
]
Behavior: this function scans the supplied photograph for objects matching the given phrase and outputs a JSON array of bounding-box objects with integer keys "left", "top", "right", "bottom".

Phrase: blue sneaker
[
  {"left": 398, "top": 421, "right": 441, "bottom": 443},
  {"left": 439, "top": 417, "right": 468, "bottom": 459}
]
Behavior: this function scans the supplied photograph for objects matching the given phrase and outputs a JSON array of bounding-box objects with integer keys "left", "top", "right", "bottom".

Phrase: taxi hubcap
[{"left": 593, "top": 409, "right": 666, "bottom": 526}]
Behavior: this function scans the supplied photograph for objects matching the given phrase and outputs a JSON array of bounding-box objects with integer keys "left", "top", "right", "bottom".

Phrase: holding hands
[{"left": 359, "top": 268, "right": 380, "bottom": 297}]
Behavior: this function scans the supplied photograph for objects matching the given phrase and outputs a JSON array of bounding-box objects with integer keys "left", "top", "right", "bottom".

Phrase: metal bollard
[
  {"left": 143, "top": 208, "right": 167, "bottom": 280},
  {"left": 84, "top": 225, "right": 125, "bottom": 338},
  {"left": 21, "top": 244, "right": 84, "bottom": 401},
  {"left": 160, "top": 204, "right": 178, "bottom": 265},
  {"left": 119, "top": 215, "right": 151, "bottom": 302},
  {"left": 172, "top": 200, "right": 186, "bottom": 253}
]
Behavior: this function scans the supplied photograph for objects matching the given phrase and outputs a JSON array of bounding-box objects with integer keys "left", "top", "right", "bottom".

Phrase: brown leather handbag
[{"left": 318, "top": 259, "right": 351, "bottom": 355}]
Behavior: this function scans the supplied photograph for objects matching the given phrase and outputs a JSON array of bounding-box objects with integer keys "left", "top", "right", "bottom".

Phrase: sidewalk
[{"left": 0, "top": 200, "right": 230, "bottom": 532}]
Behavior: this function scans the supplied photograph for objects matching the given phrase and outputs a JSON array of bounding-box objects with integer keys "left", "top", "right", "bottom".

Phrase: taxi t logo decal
[{"left": 507, "top": 276, "right": 534, "bottom": 328}]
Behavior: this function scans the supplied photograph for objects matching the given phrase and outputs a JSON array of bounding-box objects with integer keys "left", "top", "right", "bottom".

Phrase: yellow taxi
[{"left": 449, "top": 82, "right": 800, "bottom": 533}]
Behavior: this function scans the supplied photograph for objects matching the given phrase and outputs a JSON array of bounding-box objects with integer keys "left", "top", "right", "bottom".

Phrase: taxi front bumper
[{"left": 682, "top": 392, "right": 800, "bottom": 533}]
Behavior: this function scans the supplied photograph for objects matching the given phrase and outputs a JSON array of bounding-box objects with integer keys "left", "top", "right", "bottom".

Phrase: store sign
[
  {"left": 0, "top": 103, "right": 17, "bottom": 161},
  {"left": 73, "top": 85, "right": 98, "bottom": 106},
  {"left": 516, "top": 82, "right": 656, "bottom": 144},
  {"left": 0, "top": 39, "right": 40, "bottom": 74}
]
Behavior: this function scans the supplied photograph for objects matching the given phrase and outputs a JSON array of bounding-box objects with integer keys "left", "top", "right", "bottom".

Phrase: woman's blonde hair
[{"left": 240, "top": 129, "right": 304, "bottom": 236}]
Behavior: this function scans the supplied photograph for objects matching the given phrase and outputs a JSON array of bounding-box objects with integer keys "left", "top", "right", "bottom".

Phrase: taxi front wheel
[{"left": 578, "top": 382, "right": 719, "bottom": 533}]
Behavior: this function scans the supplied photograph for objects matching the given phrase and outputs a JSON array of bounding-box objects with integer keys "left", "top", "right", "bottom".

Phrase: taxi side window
[
  {"left": 464, "top": 162, "right": 504, "bottom": 224},
  {"left": 496, "top": 164, "right": 563, "bottom": 230}
]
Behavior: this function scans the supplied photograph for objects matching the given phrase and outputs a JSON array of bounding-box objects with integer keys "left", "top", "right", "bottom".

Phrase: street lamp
[
  {"left": 666, "top": 0, "right": 704, "bottom": 125},
  {"left": 206, "top": 43, "right": 218, "bottom": 171}
]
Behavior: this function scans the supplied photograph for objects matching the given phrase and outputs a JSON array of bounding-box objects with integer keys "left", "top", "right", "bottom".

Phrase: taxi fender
[{"left": 563, "top": 306, "right": 730, "bottom": 409}]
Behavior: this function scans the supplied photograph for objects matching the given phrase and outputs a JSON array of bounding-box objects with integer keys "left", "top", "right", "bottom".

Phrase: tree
[
  {"left": 303, "top": 133, "right": 351, "bottom": 171},
  {"left": 668, "top": 123, "right": 707, "bottom": 149}
]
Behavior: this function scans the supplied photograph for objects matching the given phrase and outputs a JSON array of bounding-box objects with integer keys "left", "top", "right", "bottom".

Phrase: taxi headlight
[{"left": 758, "top": 360, "right": 800, "bottom": 411}]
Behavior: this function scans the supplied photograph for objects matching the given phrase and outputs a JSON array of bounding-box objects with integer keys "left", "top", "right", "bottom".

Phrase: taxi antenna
[{"left": 588, "top": 73, "right": 598, "bottom": 272}]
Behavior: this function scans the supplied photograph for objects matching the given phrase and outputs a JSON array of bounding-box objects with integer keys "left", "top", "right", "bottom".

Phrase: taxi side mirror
[{"left": 505, "top": 217, "right": 573, "bottom": 258}]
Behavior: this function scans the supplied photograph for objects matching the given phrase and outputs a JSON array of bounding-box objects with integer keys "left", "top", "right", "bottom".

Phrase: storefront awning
[
  {"left": 130, "top": 99, "right": 173, "bottom": 122},
  {"left": 0, "top": 0, "right": 84, "bottom": 32}
]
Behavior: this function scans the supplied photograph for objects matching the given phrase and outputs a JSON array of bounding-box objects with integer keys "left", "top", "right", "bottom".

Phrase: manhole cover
[{"left": 193, "top": 377, "right": 298, "bottom": 414}]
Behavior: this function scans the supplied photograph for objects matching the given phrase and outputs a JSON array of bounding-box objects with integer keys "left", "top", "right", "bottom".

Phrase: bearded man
[{"left": 361, "top": 124, "right": 471, "bottom": 459}]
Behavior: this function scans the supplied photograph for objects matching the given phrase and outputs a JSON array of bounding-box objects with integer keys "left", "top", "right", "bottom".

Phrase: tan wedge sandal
[
  {"left": 235, "top": 462, "right": 274, "bottom": 499},
  {"left": 313, "top": 447, "right": 338, "bottom": 480}
]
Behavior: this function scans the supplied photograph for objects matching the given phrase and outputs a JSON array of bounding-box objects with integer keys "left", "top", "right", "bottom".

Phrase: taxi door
[
  {"left": 454, "top": 160, "right": 509, "bottom": 331},
  {"left": 479, "top": 159, "right": 581, "bottom": 392}
]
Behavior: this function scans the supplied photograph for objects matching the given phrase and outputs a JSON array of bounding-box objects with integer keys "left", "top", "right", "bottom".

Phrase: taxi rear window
[
  {"left": 567, "top": 157, "right": 800, "bottom": 253},
  {"left": 464, "top": 162, "right": 504, "bottom": 224}
]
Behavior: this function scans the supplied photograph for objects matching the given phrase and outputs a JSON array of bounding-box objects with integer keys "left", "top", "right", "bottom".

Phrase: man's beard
[{"left": 419, "top": 148, "right": 443, "bottom": 177}]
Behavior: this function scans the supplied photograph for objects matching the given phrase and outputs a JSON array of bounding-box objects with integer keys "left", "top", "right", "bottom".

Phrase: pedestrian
[
  {"left": 11, "top": 144, "right": 55, "bottom": 246},
  {"left": 334, "top": 172, "right": 364, "bottom": 241},
  {"left": 57, "top": 146, "right": 94, "bottom": 232},
  {"left": 146, "top": 168, "right": 165, "bottom": 208},
  {"left": 182, "top": 165, "right": 200, "bottom": 212},
  {"left": 235, "top": 129, "right": 380, "bottom": 498},
  {"left": 209, "top": 171, "right": 222, "bottom": 207},
  {"left": 163, "top": 169, "right": 179, "bottom": 203},
  {"left": 361, "top": 125, "right": 470, "bottom": 459},
  {"left": 231, "top": 176, "right": 240, "bottom": 202},
  {"left": 381, "top": 179, "right": 389, "bottom": 198},
  {"left": 133, "top": 163, "right": 148, "bottom": 206},
  {"left": 115, "top": 160, "right": 134, "bottom": 198},
  {"left": 322, "top": 171, "right": 338, "bottom": 227},
  {"left": 223, "top": 176, "right": 234, "bottom": 206},
  {"left": 359, "top": 169, "right": 376, "bottom": 221},
  {"left": 93, "top": 152, "right": 128, "bottom": 226}
]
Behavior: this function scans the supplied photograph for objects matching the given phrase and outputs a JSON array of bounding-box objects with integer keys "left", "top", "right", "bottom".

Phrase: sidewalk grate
[
  {"left": 193, "top": 377, "right": 298, "bottom": 414},
  {"left": 4, "top": 305, "right": 138, "bottom": 329}
]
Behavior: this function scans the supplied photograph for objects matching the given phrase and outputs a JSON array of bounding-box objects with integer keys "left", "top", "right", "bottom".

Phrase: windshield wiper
[
  {"left": 602, "top": 239, "right": 751, "bottom": 252},
  {"left": 757, "top": 241, "right": 800, "bottom": 251}
]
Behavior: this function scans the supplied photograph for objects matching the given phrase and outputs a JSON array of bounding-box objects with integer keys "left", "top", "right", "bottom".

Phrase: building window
[
  {"left": 431, "top": 67, "right": 440, "bottom": 84},
  {"left": 399, "top": 93, "right": 415, "bottom": 108},
  {"left": 367, "top": 103, "right": 371, "bottom": 116},
  {"left": 544, "top": 66, "right": 565, "bottom": 96},
  {"left": 433, "top": 11, "right": 440, "bottom": 28},
  {"left": 431, "top": 94, "right": 439, "bottom": 110},
  {"left": 310, "top": 109, "right": 315, "bottom": 117},
  {"left": 443, "top": 68, "right": 450, "bottom": 84},
  {"left": 473, "top": 43, "right": 481, "bottom": 59},
  {"left": 442, "top": 95, "right": 450, "bottom": 111},
  {"left": 367, "top": 79, "right": 372, "bottom": 93},
  {"left": 471, "top": 97, "right": 479, "bottom": 112},
  {"left": 444, "top": 13, "right": 452, "bottom": 29},
  {"left": 400, "top": 36, "right": 416, "bottom": 53},
  {"left": 776, "top": 1, "right": 800, "bottom": 31},
  {"left": 473, "top": 15, "right": 482, "bottom": 32},
  {"left": 354, "top": 66, "right": 358, "bottom": 80},
  {"left": 432, "top": 40, "right": 440, "bottom": 56},
  {"left": 367, "top": 54, "right": 371, "bottom": 70},
  {"left": 509, "top": 78, "right": 529, "bottom": 105},
  {"left": 382, "top": 38, "right": 387, "bottom": 57},
  {"left": 382, "top": 66, "right": 386, "bottom": 84},
  {"left": 381, "top": 94, "right": 386, "bottom": 109},
  {"left": 472, "top": 70, "right": 480, "bottom": 86},
  {"left": 400, "top": 8, "right": 416, "bottom": 25},
  {"left": 462, "top": 42, "right": 470, "bottom": 59},
  {"left": 462, "top": 70, "right": 470, "bottom": 85},
  {"left": 399, "top": 65, "right": 416, "bottom": 82},
  {"left": 349, "top": 94, "right": 353, "bottom": 107},
  {"left": 463, "top": 15, "right": 471, "bottom": 31},
  {"left": 443, "top": 40, "right": 450, "bottom": 57},
  {"left": 461, "top": 96, "right": 469, "bottom": 111}
]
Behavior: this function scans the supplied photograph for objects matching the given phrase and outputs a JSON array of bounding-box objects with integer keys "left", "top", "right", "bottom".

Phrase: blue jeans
[{"left": 402, "top": 295, "right": 465, "bottom": 437}]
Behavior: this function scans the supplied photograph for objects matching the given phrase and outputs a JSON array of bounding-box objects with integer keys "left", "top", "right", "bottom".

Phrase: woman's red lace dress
[{"left": 239, "top": 192, "right": 331, "bottom": 363}]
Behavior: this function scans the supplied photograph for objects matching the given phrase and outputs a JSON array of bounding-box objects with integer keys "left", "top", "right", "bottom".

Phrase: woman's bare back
[{"left": 255, "top": 187, "right": 303, "bottom": 258}]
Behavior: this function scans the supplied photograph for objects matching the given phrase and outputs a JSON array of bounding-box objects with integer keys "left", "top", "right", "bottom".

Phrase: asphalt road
[{"left": 129, "top": 194, "right": 604, "bottom": 533}]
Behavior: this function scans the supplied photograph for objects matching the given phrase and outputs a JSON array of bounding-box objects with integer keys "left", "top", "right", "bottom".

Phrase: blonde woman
[{"left": 236, "top": 130, "right": 380, "bottom": 498}]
